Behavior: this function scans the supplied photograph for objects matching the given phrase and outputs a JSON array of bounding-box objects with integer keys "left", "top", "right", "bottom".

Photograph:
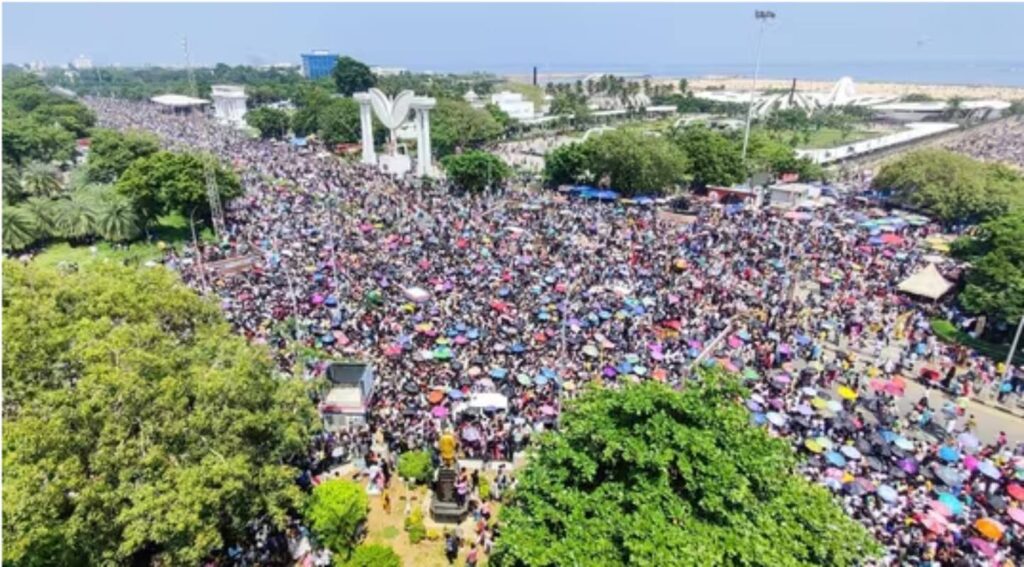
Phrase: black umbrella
[
  {"left": 403, "top": 382, "right": 420, "bottom": 394},
  {"left": 403, "top": 408, "right": 419, "bottom": 417},
  {"left": 450, "top": 361, "right": 463, "bottom": 372},
  {"left": 856, "top": 439, "right": 873, "bottom": 455},
  {"left": 987, "top": 495, "right": 1008, "bottom": 513}
]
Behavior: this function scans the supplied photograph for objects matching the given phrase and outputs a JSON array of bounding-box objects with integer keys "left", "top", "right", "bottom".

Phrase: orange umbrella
[
  {"left": 975, "top": 518, "right": 1005, "bottom": 541},
  {"left": 427, "top": 390, "right": 445, "bottom": 405},
  {"left": 652, "top": 367, "right": 668, "bottom": 382}
]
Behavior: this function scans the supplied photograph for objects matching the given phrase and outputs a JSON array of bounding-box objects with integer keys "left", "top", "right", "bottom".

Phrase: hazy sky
[{"left": 4, "top": 3, "right": 1024, "bottom": 75}]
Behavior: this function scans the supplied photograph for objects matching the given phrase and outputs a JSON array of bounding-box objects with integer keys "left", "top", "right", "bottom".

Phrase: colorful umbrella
[
  {"left": 938, "top": 446, "right": 960, "bottom": 463},
  {"left": 975, "top": 518, "right": 1005, "bottom": 541},
  {"left": 1007, "top": 507, "right": 1024, "bottom": 526},
  {"left": 427, "top": 390, "right": 445, "bottom": 405},
  {"left": 825, "top": 451, "right": 847, "bottom": 467},
  {"left": 431, "top": 406, "right": 449, "bottom": 418},
  {"left": 1008, "top": 483, "right": 1024, "bottom": 501},
  {"left": 978, "top": 460, "right": 1002, "bottom": 480},
  {"left": 489, "top": 367, "right": 508, "bottom": 379},
  {"left": 837, "top": 386, "right": 858, "bottom": 400},
  {"left": 877, "top": 485, "right": 898, "bottom": 503},
  {"left": 937, "top": 493, "right": 964, "bottom": 516},
  {"left": 804, "top": 439, "right": 823, "bottom": 453}
]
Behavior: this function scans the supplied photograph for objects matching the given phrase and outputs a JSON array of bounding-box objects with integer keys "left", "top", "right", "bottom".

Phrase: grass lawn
[
  {"left": 931, "top": 318, "right": 1024, "bottom": 365},
  {"left": 32, "top": 212, "right": 215, "bottom": 269}
]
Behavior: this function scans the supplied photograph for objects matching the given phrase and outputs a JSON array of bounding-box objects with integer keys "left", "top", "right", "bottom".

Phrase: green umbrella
[
  {"left": 433, "top": 346, "right": 453, "bottom": 360},
  {"left": 742, "top": 368, "right": 759, "bottom": 382},
  {"left": 516, "top": 373, "right": 533, "bottom": 386}
]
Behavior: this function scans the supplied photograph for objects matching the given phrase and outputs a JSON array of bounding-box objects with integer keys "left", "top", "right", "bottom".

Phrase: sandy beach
[{"left": 511, "top": 73, "right": 1024, "bottom": 101}]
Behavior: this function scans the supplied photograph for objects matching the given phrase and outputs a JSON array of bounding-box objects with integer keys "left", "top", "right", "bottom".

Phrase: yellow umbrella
[
  {"left": 811, "top": 397, "right": 829, "bottom": 410},
  {"left": 838, "top": 386, "right": 858, "bottom": 400},
  {"left": 842, "top": 472, "right": 855, "bottom": 484},
  {"left": 804, "top": 439, "right": 823, "bottom": 454}
]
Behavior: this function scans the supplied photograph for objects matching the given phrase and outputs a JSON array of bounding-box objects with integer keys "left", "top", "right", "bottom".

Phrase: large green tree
[
  {"left": 245, "top": 107, "right": 291, "bottom": 140},
  {"left": 543, "top": 142, "right": 590, "bottom": 187},
  {"left": 332, "top": 56, "right": 376, "bottom": 96},
  {"left": 491, "top": 371, "right": 879, "bottom": 567},
  {"left": 581, "top": 129, "right": 688, "bottom": 195},
  {"left": 873, "top": 149, "right": 1024, "bottom": 223},
  {"left": 85, "top": 128, "right": 161, "bottom": 183},
  {"left": 430, "top": 99, "right": 504, "bottom": 158},
  {"left": 672, "top": 125, "right": 746, "bottom": 189},
  {"left": 2, "top": 261, "right": 319, "bottom": 566},
  {"left": 952, "top": 211, "right": 1024, "bottom": 326},
  {"left": 441, "top": 150, "right": 511, "bottom": 192},
  {"left": 116, "top": 150, "right": 243, "bottom": 226},
  {"left": 306, "top": 479, "right": 369, "bottom": 559},
  {"left": 20, "top": 161, "right": 64, "bottom": 198},
  {"left": 318, "top": 98, "right": 363, "bottom": 145}
]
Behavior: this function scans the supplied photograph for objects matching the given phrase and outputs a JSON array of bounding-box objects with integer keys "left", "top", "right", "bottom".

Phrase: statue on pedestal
[{"left": 430, "top": 429, "right": 468, "bottom": 523}]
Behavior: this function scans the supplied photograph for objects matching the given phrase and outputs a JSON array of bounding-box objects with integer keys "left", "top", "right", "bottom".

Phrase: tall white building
[
  {"left": 72, "top": 55, "right": 93, "bottom": 70},
  {"left": 211, "top": 85, "right": 248, "bottom": 127}
]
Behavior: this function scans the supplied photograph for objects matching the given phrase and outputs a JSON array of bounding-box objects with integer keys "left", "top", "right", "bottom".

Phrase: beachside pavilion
[{"left": 150, "top": 93, "right": 211, "bottom": 115}]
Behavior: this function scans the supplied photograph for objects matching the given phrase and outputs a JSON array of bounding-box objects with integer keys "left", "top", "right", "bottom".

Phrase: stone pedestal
[{"left": 429, "top": 466, "right": 467, "bottom": 524}]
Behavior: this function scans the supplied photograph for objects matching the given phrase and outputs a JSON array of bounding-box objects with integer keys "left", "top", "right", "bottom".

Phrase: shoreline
[{"left": 507, "top": 73, "right": 1024, "bottom": 101}]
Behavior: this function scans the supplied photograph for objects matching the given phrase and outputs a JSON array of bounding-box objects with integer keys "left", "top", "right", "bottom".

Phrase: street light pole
[
  {"left": 1002, "top": 313, "right": 1024, "bottom": 382},
  {"left": 740, "top": 10, "right": 776, "bottom": 167}
]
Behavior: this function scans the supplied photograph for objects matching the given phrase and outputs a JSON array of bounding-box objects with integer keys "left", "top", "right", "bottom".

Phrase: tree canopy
[
  {"left": 2, "top": 261, "right": 319, "bottom": 566},
  {"left": 3, "top": 71, "right": 92, "bottom": 165},
  {"left": 873, "top": 149, "right": 1024, "bottom": 223},
  {"left": 342, "top": 544, "right": 401, "bottom": 567},
  {"left": 952, "top": 211, "right": 1024, "bottom": 326},
  {"left": 116, "top": 150, "right": 243, "bottom": 225},
  {"left": 672, "top": 125, "right": 746, "bottom": 189},
  {"left": 441, "top": 150, "right": 512, "bottom": 193},
  {"left": 430, "top": 99, "right": 504, "bottom": 158},
  {"left": 306, "top": 479, "right": 369, "bottom": 558},
  {"left": 245, "top": 107, "right": 291, "bottom": 140},
  {"left": 85, "top": 128, "right": 161, "bottom": 183},
  {"left": 543, "top": 130, "right": 687, "bottom": 195},
  {"left": 491, "top": 371, "right": 879, "bottom": 567},
  {"left": 332, "top": 56, "right": 375, "bottom": 97}
]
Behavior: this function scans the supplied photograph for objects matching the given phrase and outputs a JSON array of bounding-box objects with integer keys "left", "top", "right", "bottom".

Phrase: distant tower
[
  {"left": 788, "top": 78, "right": 797, "bottom": 106},
  {"left": 532, "top": 66, "right": 538, "bottom": 86}
]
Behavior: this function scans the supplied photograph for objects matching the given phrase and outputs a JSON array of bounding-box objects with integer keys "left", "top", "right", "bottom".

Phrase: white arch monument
[{"left": 354, "top": 89, "right": 436, "bottom": 177}]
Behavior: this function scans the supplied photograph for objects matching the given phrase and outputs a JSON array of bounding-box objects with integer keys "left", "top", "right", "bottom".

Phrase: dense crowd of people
[
  {"left": 944, "top": 116, "right": 1024, "bottom": 170},
  {"left": 87, "top": 97, "right": 1023, "bottom": 565}
]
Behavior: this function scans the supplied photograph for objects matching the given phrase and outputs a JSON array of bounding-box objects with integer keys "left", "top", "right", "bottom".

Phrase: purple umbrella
[
  {"left": 773, "top": 374, "right": 791, "bottom": 385},
  {"left": 311, "top": 293, "right": 325, "bottom": 305},
  {"left": 540, "top": 405, "right": 557, "bottom": 416},
  {"left": 898, "top": 458, "right": 919, "bottom": 475}
]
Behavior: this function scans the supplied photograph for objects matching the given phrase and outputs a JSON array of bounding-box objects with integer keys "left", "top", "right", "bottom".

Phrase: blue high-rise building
[{"left": 301, "top": 51, "right": 339, "bottom": 80}]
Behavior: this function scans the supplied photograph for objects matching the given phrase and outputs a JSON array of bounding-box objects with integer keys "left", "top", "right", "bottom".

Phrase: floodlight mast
[
  {"left": 182, "top": 35, "right": 225, "bottom": 239},
  {"left": 740, "top": 10, "right": 776, "bottom": 166}
]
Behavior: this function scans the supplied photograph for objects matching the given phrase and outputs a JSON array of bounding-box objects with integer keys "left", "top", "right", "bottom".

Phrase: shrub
[
  {"left": 306, "top": 479, "right": 369, "bottom": 557},
  {"left": 404, "top": 508, "right": 427, "bottom": 544},
  {"left": 397, "top": 450, "right": 432, "bottom": 485},
  {"left": 478, "top": 475, "right": 491, "bottom": 501},
  {"left": 339, "top": 544, "right": 401, "bottom": 567}
]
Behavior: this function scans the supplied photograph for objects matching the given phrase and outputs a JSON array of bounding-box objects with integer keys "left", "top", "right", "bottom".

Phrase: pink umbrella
[
  {"left": 727, "top": 336, "right": 743, "bottom": 349},
  {"left": 968, "top": 537, "right": 997, "bottom": 558},
  {"left": 869, "top": 378, "right": 887, "bottom": 392},
  {"left": 311, "top": 293, "right": 325, "bottom": 304},
  {"left": 431, "top": 406, "right": 449, "bottom": 418},
  {"left": 539, "top": 405, "right": 557, "bottom": 416},
  {"left": 825, "top": 468, "right": 845, "bottom": 479},
  {"left": 963, "top": 455, "right": 980, "bottom": 471},
  {"left": 1008, "top": 507, "right": 1024, "bottom": 526},
  {"left": 929, "top": 500, "right": 952, "bottom": 518},
  {"left": 920, "top": 512, "right": 949, "bottom": 534},
  {"left": 384, "top": 344, "right": 403, "bottom": 357}
]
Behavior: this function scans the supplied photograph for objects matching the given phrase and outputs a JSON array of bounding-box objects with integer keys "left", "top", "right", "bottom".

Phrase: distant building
[
  {"left": 211, "top": 85, "right": 248, "bottom": 127},
  {"left": 489, "top": 91, "right": 535, "bottom": 120},
  {"left": 72, "top": 54, "right": 93, "bottom": 70},
  {"left": 300, "top": 51, "right": 338, "bottom": 80},
  {"left": 371, "top": 66, "right": 407, "bottom": 77}
]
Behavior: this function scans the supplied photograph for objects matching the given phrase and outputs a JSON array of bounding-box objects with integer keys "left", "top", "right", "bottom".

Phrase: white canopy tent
[
  {"left": 897, "top": 264, "right": 954, "bottom": 300},
  {"left": 150, "top": 94, "right": 211, "bottom": 108}
]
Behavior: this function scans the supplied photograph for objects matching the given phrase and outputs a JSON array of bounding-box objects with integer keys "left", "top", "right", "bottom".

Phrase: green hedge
[{"left": 930, "top": 319, "right": 1024, "bottom": 365}]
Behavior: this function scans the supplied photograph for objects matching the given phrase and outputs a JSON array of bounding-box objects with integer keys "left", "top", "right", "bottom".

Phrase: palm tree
[
  {"left": 21, "top": 162, "right": 64, "bottom": 198},
  {"left": 52, "top": 194, "right": 99, "bottom": 241},
  {"left": 3, "top": 163, "right": 24, "bottom": 203},
  {"left": 96, "top": 197, "right": 141, "bottom": 242},
  {"left": 22, "top": 197, "right": 58, "bottom": 238},
  {"left": 3, "top": 206, "right": 39, "bottom": 252}
]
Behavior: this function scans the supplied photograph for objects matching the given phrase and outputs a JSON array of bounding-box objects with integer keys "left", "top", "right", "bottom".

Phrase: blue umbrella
[
  {"left": 455, "top": 323, "right": 467, "bottom": 332},
  {"left": 467, "top": 329, "right": 480, "bottom": 340},
  {"left": 325, "top": 295, "right": 338, "bottom": 307},
  {"left": 938, "top": 446, "right": 960, "bottom": 463},
  {"left": 877, "top": 485, "right": 898, "bottom": 503},
  {"left": 538, "top": 311, "right": 550, "bottom": 321},
  {"left": 489, "top": 367, "right": 508, "bottom": 379},
  {"left": 746, "top": 399, "right": 764, "bottom": 412},
  {"left": 750, "top": 413, "right": 767, "bottom": 425},
  {"left": 320, "top": 334, "right": 336, "bottom": 345},
  {"left": 978, "top": 460, "right": 1002, "bottom": 480},
  {"left": 737, "top": 330, "right": 752, "bottom": 341},
  {"left": 510, "top": 343, "right": 525, "bottom": 354},
  {"left": 541, "top": 368, "right": 556, "bottom": 378},
  {"left": 938, "top": 492, "right": 965, "bottom": 515},
  {"left": 447, "top": 389, "right": 464, "bottom": 400},
  {"left": 534, "top": 374, "right": 550, "bottom": 386},
  {"left": 599, "top": 310, "right": 612, "bottom": 320},
  {"left": 616, "top": 362, "right": 633, "bottom": 374},
  {"left": 498, "top": 287, "right": 511, "bottom": 297},
  {"left": 825, "top": 451, "right": 847, "bottom": 467},
  {"left": 868, "top": 236, "right": 884, "bottom": 246}
]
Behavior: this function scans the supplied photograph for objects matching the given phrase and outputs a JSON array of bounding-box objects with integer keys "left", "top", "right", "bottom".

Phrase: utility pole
[{"left": 740, "top": 10, "right": 776, "bottom": 167}]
